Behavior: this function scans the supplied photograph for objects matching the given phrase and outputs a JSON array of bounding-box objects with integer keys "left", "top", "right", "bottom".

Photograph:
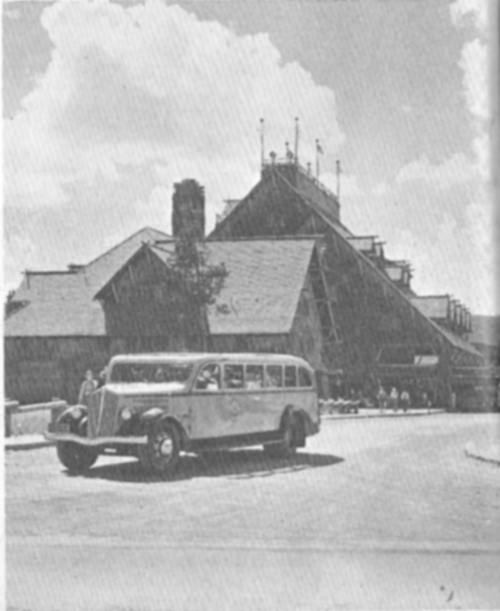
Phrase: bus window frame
[
  {"left": 244, "top": 364, "right": 265, "bottom": 390},
  {"left": 298, "top": 366, "right": 313, "bottom": 388},
  {"left": 284, "top": 365, "right": 297, "bottom": 388},
  {"left": 222, "top": 363, "right": 246, "bottom": 391},
  {"left": 193, "top": 362, "right": 222, "bottom": 392},
  {"left": 265, "top": 364, "right": 284, "bottom": 389}
]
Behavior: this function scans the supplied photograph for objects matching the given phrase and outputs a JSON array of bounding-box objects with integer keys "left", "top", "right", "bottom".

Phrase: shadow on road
[{"left": 75, "top": 449, "right": 344, "bottom": 483}]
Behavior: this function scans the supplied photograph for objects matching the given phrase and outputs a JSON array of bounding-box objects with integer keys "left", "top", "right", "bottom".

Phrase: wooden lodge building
[{"left": 5, "top": 157, "right": 490, "bottom": 409}]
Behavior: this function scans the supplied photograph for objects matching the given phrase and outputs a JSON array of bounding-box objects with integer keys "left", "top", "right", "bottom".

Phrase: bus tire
[
  {"left": 140, "top": 421, "right": 181, "bottom": 477},
  {"left": 263, "top": 413, "right": 299, "bottom": 458},
  {"left": 56, "top": 441, "right": 98, "bottom": 474}
]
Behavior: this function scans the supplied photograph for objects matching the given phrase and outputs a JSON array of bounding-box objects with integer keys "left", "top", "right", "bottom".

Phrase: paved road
[{"left": 6, "top": 413, "right": 500, "bottom": 610}]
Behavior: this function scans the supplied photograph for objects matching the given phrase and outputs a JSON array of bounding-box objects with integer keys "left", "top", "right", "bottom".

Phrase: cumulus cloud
[
  {"left": 450, "top": 0, "right": 488, "bottom": 30},
  {"left": 5, "top": 0, "right": 343, "bottom": 286},
  {"left": 395, "top": 153, "right": 478, "bottom": 189},
  {"left": 339, "top": 0, "right": 494, "bottom": 314}
]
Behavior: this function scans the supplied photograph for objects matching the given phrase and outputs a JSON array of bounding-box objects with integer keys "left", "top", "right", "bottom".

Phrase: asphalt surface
[{"left": 6, "top": 413, "right": 500, "bottom": 610}]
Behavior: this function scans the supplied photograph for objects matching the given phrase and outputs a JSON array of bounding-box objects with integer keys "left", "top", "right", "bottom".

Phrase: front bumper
[{"left": 44, "top": 432, "right": 147, "bottom": 446}]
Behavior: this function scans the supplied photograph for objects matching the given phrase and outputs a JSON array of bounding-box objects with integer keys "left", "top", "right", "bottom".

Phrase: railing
[
  {"left": 4, "top": 399, "right": 68, "bottom": 437},
  {"left": 262, "top": 158, "right": 339, "bottom": 203}
]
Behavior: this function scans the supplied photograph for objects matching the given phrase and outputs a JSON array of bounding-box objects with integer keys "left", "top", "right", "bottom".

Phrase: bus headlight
[
  {"left": 71, "top": 407, "right": 82, "bottom": 420},
  {"left": 121, "top": 407, "right": 133, "bottom": 421}
]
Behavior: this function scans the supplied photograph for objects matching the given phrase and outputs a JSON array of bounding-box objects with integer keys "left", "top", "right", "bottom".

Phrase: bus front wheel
[
  {"left": 56, "top": 441, "right": 98, "bottom": 473},
  {"left": 139, "top": 421, "right": 181, "bottom": 477}
]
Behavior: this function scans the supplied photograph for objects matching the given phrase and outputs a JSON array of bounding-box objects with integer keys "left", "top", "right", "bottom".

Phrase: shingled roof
[
  {"left": 149, "top": 238, "right": 317, "bottom": 335},
  {"left": 5, "top": 227, "right": 170, "bottom": 337},
  {"left": 6, "top": 228, "right": 316, "bottom": 338}
]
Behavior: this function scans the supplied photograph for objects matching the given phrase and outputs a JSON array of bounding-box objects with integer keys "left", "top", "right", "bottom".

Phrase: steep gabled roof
[
  {"left": 210, "top": 164, "right": 482, "bottom": 362},
  {"left": 83, "top": 226, "right": 172, "bottom": 294},
  {"left": 5, "top": 227, "right": 171, "bottom": 337},
  {"left": 149, "top": 238, "right": 317, "bottom": 335},
  {"left": 209, "top": 162, "right": 353, "bottom": 241}
]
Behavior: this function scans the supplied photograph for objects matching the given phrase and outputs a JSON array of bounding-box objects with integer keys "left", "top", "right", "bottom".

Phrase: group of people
[{"left": 376, "top": 386, "right": 411, "bottom": 412}]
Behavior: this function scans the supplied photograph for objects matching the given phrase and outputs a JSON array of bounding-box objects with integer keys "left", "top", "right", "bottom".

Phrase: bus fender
[
  {"left": 139, "top": 411, "right": 189, "bottom": 450},
  {"left": 57, "top": 404, "right": 88, "bottom": 424},
  {"left": 139, "top": 407, "right": 164, "bottom": 422}
]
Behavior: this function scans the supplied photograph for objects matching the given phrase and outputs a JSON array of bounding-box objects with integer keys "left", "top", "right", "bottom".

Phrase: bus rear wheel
[{"left": 263, "top": 414, "right": 300, "bottom": 458}]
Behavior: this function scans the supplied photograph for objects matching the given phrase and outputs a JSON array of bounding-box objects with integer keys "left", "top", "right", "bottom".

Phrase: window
[
  {"left": 109, "top": 362, "right": 193, "bottom": 386},
  {"left": 298, "top": 367, "right": 313, "bottom": 388},
  {"left": 245, "top": 365, "right": 264, "bottom": 390},
  {"left": 284, "top": 366, "right": 297, "bottom": 388},
  {"left": 265, "top": 365, "right": 283, "bottom": 388},
  {"left": 195, "top": 363, "right": 221, "bottom": 391},
  {"left": 223, "top": 364, "right": 244, "bottom": 389}
]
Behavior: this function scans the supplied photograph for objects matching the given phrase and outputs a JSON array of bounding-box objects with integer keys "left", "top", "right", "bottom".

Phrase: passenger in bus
[
  {"left": 196, "top": 365, "right": 220, "bottom": 390},
  {"left": 265, "top": 372, "right": 280, "bottom": 388},
  {"left": 154, "top": 367, "right": 166, "bottom": 383},
  {"left": 246, "top": 373, "right": 262, "bottom": 390}
]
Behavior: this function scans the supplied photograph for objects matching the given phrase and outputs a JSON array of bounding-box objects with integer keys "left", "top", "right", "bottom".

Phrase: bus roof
[{"left": 109, "top": 352, "right": 312, "bottom": 368}]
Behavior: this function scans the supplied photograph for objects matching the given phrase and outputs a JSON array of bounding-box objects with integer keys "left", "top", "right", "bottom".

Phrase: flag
[{"left": 316, "top": 140, "right": 324, "bottom": 155}]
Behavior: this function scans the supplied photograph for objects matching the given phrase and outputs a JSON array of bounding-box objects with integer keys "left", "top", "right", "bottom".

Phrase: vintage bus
[{"left": 46, "top": 353, "right": 320, "bottom": 476}]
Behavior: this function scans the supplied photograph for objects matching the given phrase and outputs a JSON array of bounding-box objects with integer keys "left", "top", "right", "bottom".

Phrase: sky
[{"left": 2, "top": 0, "right": 496, "bottom": 314}]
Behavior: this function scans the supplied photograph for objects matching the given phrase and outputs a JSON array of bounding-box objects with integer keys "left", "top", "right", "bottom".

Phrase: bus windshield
[{"left": 109, "top": 362, "right": 194, "bottom": 386}]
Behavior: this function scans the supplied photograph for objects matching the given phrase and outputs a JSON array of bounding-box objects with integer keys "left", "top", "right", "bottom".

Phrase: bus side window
[
  {"left": 224, "top": 364, "right": 244, "bottom": 389},
  {"left": 284, "top": 366, "right": 297, "bottom": 388},
  {"left": 265, "top": 365, "right": 283, "bottom": 388},
  {"left": 195, "top": 364, "right": 221, "bottom": 390},
  {"left": 298, "top": 367, "right": 313, "bottom": 387},
  {"left": 246, "top": 365, "right": 264, "bottom": 389}
]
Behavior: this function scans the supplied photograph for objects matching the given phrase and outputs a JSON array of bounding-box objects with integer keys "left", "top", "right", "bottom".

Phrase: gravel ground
[{"left": 6, "top": 413, "right": 500, "bottom": 610}]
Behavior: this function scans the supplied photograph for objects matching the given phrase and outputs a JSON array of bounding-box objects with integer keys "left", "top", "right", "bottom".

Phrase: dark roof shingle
[
  {"left": 150, "top": 238, "right": 316, "bottom": 335},
  {"left": 5, "top": 227, "right": 170, "bottom": 337}
]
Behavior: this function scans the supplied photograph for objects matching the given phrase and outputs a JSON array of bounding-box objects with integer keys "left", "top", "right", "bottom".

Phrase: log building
[{"left": 5, "top": 160, "right": 488, "bottom": 408}]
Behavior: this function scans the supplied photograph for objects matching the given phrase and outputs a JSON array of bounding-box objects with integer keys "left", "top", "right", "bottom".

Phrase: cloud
[
  {"left": 395, "top": 153, "right": 478, "bottom": 189},
  {"left": 459, "top": 37, "right": 489, "bottom": 120},
  {"left": 338, "top": 0, "right": 494, "bottom": 314},
  {"left": 341, "top": 162, "right": 493, "bottom": 313},
  {"left": 450, "top": 0, "right": 488, "bottom": 30},
  {"left": 5, "top": 0, "right": 344, "bottom": 286}
]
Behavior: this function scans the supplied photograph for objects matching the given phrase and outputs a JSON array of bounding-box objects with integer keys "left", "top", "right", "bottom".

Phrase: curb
[
  {"left": 464, "top": 442, "right": 500, "bottom": 466},
  {"left": 4, "top": 437, "right": 54, "bottom": 451},
  {"left": 321, "top": 409, "right": 445, "bottom": 421},
  {"left": 4, "top": 411, "right": 447, "bottom": 451}
]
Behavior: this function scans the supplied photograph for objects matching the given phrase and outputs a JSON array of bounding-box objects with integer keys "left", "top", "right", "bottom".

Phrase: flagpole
[
  {"left": 336, "top": 159, "right": 341, "bottom": 200},
  {"left": 294, "top": 117, "right": 299, "bottom": 165},
  {"left": 315, "top": 139, "right": 320, "bottom": 178},
  {"left": 260, "top": 118, "right": 265, "bottom": 168}
]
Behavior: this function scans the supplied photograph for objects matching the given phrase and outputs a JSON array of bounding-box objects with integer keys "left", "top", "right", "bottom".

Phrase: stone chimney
[{"left": 172, "top": 179, "right": 205, "bottom": 241}]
